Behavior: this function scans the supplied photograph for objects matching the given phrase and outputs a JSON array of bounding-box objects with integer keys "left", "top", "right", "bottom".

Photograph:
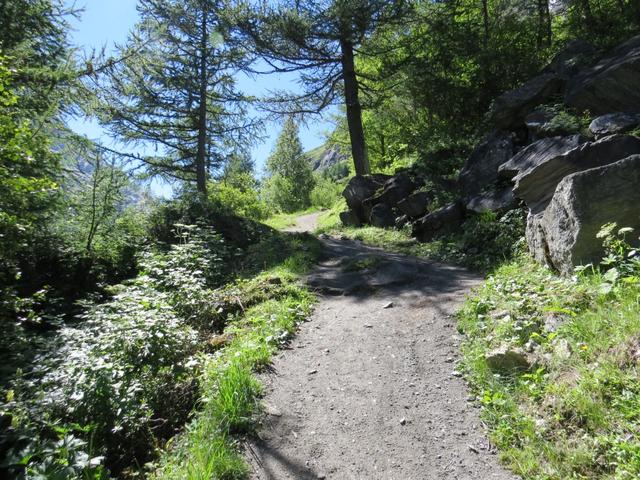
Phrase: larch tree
[
  {"left": 96, "top": 0, "right": 259, "bottom": 194},
  {"left": 231, "top": 0, "right": 409, "bottom": 176}
]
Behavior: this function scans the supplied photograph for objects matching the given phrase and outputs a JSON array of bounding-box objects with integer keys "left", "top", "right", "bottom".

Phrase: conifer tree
[
  {"left": 232, "top": 0, "right": 409, "bottom": 176},
  {"left": 265, "top": 118, "right": 315, "bottom": 212},
  {"left": 98, "top": 0, "right": 258, "bottom": 194}
]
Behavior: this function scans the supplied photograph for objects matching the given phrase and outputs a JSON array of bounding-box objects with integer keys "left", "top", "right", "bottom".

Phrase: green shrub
[
  {"left": 310, "top": 176, "right": 344, "bottom": 209},
  {"left": 208, "top": 174, "right": 271, "bottom": 221},
  {"left": 0, "top": 226, "right": 233, "bottom": 477}
]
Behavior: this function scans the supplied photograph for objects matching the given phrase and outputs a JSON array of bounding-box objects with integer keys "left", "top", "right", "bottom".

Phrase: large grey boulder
[
  {"left": 498, "top": 134, "right": 586, "bottom": 181},
  {"left": 369, "top": 203, "right": 396, "bottom": 229},
  {"left": 342, "top": 174, "right": 391, "bottom": 221},
  {"left": 544, "top": 40, "right": 598, "bottom": 76},
  {"left": 525, "top": 212, "right": 549, "bottom": 266},
  {"left": 565, "top": 35, "right": 640, "bottom": 114},
  {"left": 488, "top": 73, "right": 567, "bottom": 129},
  {"left": 363, "top": 173, "right": 417, "bottom": 210},
  {"left": 514, "top": 135, "right": 640, "bottom": 214},
  {"left": 535, "top": 155, "right": 640, "bottom": 274},
  {"left": 465, "top": 186, "right": 517, "bottom": 214},
  {"left": 412, "top": 201, "right": 465, "bottom": 242},
  {"left": 397, "top": 191, "right": 432, "bottom": 218},
  {"left": 589, "top": 112, "right": 640, "bottom": 139},
  {"left": 339, "top": 210, "right": 361, "bottom": 227},
  {"left": 458, "top": 131, "right": 515, "bottom": 197}
]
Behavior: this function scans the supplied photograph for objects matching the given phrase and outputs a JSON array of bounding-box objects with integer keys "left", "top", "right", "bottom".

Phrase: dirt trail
[
  {"left": 283, "top": 211, "right": 324, "bottom": 233},
  {"left": 247, "top": 214, "right": 517, "bottom": 479}
]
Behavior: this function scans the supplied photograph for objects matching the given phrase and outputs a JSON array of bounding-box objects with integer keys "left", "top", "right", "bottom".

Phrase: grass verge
[
  {"left": 151, "top": 232, "right": 321, "bottom": 479},
  {"left": 317, "top": 200, "right": 524, "bottom": 272},
  {"left": 458, "top": 255, "right": 640, "bottom": 479}
]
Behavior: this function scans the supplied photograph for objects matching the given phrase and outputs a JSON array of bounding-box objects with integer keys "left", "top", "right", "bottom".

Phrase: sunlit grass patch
[
  {"left": 152, "top": 232, "right": 318, "bottom": 479},
  {"left": 263, "top": 207, "right": 320, "bottom": 230},
  {"left": 458, "top": 254, "right": 640, "bottom": 479}
]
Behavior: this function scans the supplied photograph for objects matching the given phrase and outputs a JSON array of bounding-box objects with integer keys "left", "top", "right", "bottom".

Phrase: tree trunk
[
  {"left": 195, "top": 8, "right": 209, "bottom": 195},
  {"left": 537, "top": 0, "right": 552, "bottom": 48},
  {"left": 580, "top": 0, "right": 596, "bottom": 33},
  {"left": 481, "top": 0, "right": 490, "bottom": 48},
  {"left": 339, "top": 37, "right": 370, "bottom": 176}
]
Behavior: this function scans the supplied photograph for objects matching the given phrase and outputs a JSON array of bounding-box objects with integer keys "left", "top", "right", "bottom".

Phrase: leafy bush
[
  {"left": 208, "top": 174, "right": 271, "bottom": 221},
  {"left": 0, "top": 226, "right": 233, "bottom": 477},
  {"left": 310, "top": 176, "right": 344, "bottom": 209}
]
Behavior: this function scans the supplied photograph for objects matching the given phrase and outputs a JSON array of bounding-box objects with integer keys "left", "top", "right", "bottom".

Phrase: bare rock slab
[
  {"left": 513, "top": 134, "right": 640, "bottom": 214},
  {"left": 566, "top": 35, "right": 640, "bottom": 115},
  {"left": 498, "top": 134, "right": 586, "bottom": 181},
  {"left": 537, "top": 154, "right": 640, "bottom": 274},
  {"left": 589, "top": 112, "right": 640, "bottom": 139}
]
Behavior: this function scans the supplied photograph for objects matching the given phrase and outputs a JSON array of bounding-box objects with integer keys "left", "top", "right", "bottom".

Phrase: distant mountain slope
[{"left": 305, "top": 144, "right": 349, "bottom": 172}]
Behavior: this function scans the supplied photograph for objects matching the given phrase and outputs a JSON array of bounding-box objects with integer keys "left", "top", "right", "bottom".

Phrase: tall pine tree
[{"left": 97, "top": 0, "right": 258, "bottom": 194}]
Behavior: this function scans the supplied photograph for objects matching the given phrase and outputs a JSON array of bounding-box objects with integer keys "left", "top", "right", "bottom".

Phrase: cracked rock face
[
  {"left": 528, "top": 155, "right": 640, "bottom": 274},
  {"left": 513, "top": 134, "right": 640, "bottom": 214},
  {"left": 458, "top": 131, "right": 514, "bottom": 197}
]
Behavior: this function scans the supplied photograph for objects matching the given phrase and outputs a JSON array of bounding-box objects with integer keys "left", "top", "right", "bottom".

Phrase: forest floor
[{"left": 246, "top": 213, "right": 518, "bottom": 479}]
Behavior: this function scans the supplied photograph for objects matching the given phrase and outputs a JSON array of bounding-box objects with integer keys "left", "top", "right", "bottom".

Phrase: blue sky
[{"left": 65, "top": 0, "right": 336, "bottom": 196}]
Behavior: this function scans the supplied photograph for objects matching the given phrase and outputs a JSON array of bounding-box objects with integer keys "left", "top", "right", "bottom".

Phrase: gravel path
[
  {"left": 283, "top": 211, "right": 324, "bottom": 233},
  {"left": 247, "top": 214, "right": 517, "bottom": 480}
]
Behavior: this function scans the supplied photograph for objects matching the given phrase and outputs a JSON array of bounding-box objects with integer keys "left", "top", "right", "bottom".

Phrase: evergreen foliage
[
  {"left": 264, "top": 118, "right": 315, "bottom": 212},
  {"left": 96, "top": 0, "right": 260, "bottom": 193}
]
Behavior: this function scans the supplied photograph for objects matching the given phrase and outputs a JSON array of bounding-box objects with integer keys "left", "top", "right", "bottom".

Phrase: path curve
[
  {"left": 283, "top": 211, "right": 322, "bottom": 233},
  {"left": 247, "top": 218, "right": 517, "bottom": 480}
]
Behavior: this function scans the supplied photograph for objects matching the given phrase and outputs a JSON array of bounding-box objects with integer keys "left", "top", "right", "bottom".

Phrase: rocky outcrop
[
  {"left": 589, "top": 112, "right": 640, "bottom": 139},
  {"left": 458, "top": 131, "right": 515, "bottom": 197},
  {"left": 412, "top": 202, "right": 465, "bottom": 242},
  {"left": 531, "top": 155, "right": 640, "bottom": 274},
  {"left": 307, "top": 144, "right": 349, "bottom": 172},
  {"left": 565, "top": 35, "right": 640, "bottom": 114},
  {"left": 544, "top": 40, "right": 597, "bottom": 76},
  {"left": 342, "top": 174, "right": 391, "bottom": 222},
  {"left": 363, "top": 174, "right": 417, "bottom": 210},
  {"left": 397, "top": 191, "right": 432, "bottom": 218},
  {"left": 338, "top": 34, "right": 640, "bottom": 275},
  {"left": 498, "top": 135, "right": 586, "bottom": 181},
  {"left": 513, "top": 135, "right": 640, "bottom": 214},
  {"left": 466, "top": 187, "right": 517, "bottom": 214},
  {"left": 488, "top": 73, "right": 567, "bottom": 129}
]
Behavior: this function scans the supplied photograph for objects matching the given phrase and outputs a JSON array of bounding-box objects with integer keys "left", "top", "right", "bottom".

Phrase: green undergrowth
[
  {"left": 317, "top": 202, "right": 524, "bottom": 272},
  {"left": 458, "top": 226, "right": 640, "bottom": 479},
  {"left": 0, "top": 223, "right": 321, "bottom": 479},
  {"left": 151, "top": 234, "right": 319, "bottom": 479},
  {"left": 263, "top": 207, "right": 321, "bottom": 230}
]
